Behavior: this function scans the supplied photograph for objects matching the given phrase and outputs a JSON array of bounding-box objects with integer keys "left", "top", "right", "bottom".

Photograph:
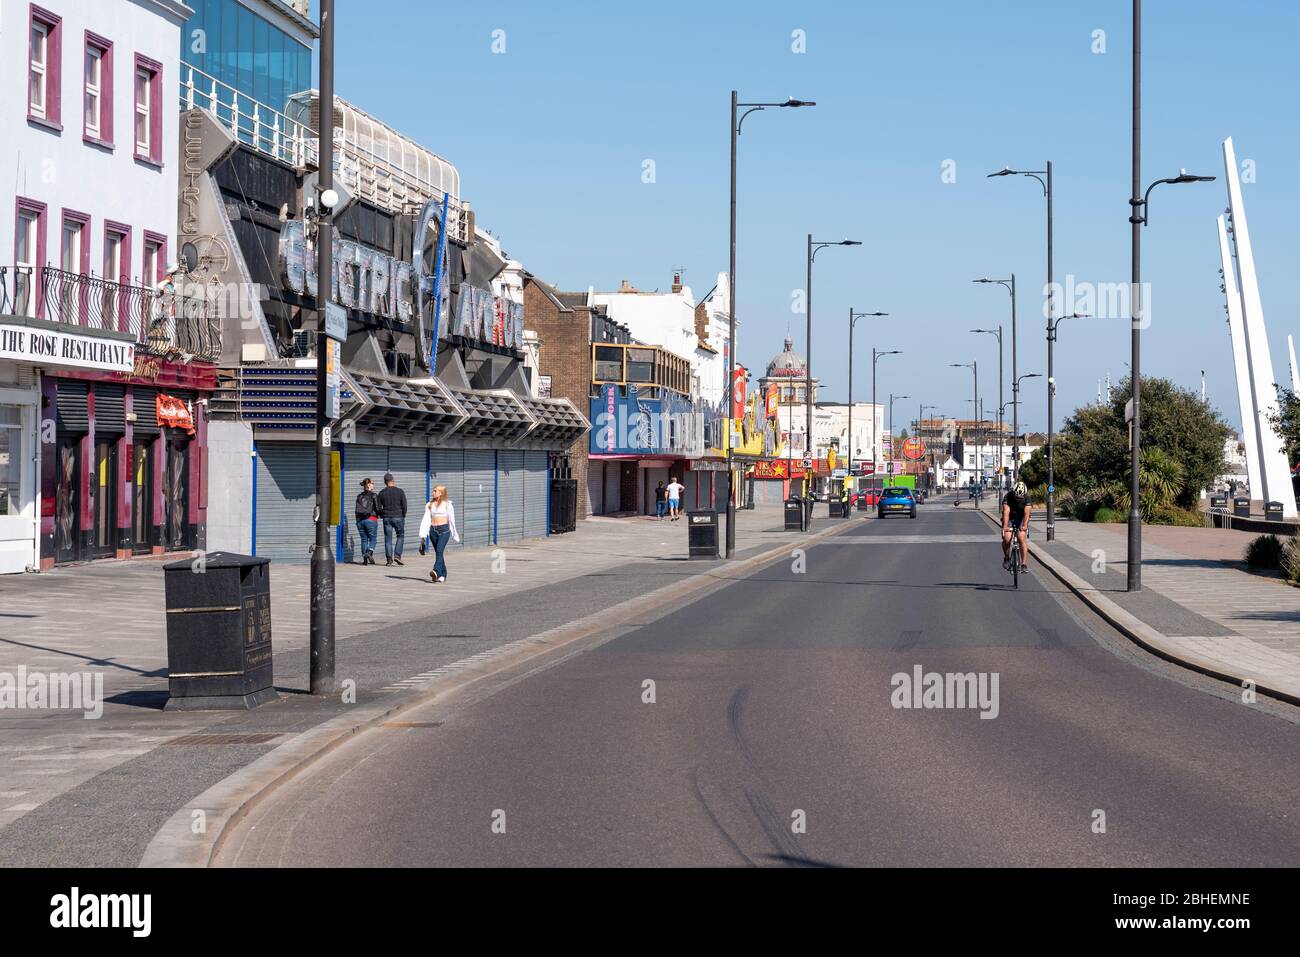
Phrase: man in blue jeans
[{"left": 378, "top": 473, "right": 408, "bottom": 566}]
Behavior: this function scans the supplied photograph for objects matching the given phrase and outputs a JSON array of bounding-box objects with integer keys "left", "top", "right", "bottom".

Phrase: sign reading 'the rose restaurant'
[{"left": 0, "top": 323, "right": 135, "bottom": 373}]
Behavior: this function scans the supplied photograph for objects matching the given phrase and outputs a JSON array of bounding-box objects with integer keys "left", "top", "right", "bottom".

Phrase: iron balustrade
[{"left": 3, "top": 265, "right": 221, "bottom": 363}]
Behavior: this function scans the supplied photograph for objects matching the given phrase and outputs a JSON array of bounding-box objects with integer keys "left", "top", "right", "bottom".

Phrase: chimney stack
[{"left": 671, "top": 271, "right": 683, "bottom": 294}]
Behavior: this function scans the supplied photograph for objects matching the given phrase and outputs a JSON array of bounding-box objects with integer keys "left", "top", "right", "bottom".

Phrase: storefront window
[{"left": 0, "top": 407, "right": 22, "bottom": 516}]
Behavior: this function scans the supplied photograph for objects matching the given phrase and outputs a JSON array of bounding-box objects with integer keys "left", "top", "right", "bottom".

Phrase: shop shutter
[
  {"left": 254, "top": 442, "right": 316, "bottom": 563},
  {"left": 93, "top": 384, "right": 126, "bottom": 435},
  {"left": 428, "top": 448, "right": 464, "bottom": 545},
  {"left": 496, "top": 450, "right": 525, "bottom": 543},
  {"left": 386, "top": 446, "right": 426, "bottom": 547},
  {"left": 131, "top": 387, "right": 160, "bottom": 438},
  {"left": 340, "top": 443, "right": 388, "bottom": 562},
  {"left": 586, "top": 461, "right": 603, "bottom": 515},
  {"left": 56, "top": 379, "right": 89, "bottom": 434},
  {"left": 461, "top": 450, "right": 495, "bottom": 547},
  {"left": 603, "top": 463, "right": 620, "bottom": 514},
  {"left": 523, "top": 451, "right": 549, "bottom": 539}
]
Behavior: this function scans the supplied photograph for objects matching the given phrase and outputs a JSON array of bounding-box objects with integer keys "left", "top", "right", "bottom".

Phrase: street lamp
[
  {"left": 972, "top": 327, "right": 1003, "bottom": 488},
  {"left": 1013, "top": 373, "right": 1042, "bottom": 479},
  {"left": 728, "top": 91, "right": 815, "bottom": 557},
  {"left": 888, "top": 393, "right": 910, "bottom": 477},
  {"left": 974, "top": 276, "right": 1017, "bottom": 479},
  {"left": 1127, "top": 0, "right": 1217, "bottom": 590},
  {"left": 989, "top": 164, "right": 1054, "bottom": 523},
  {"left": 873, "top": 348, "right": 901, "bottom": 485},
  {"left": 848, "top": 309, "right": 888, "bottom": 475},
  {"left": 918, "top": 402, "right": 937, "bottom": 489},
  {"left": 951, "top": 361, "right": 977, "bottom": 485},
  {"left": 805, "top": 236, "right": 861, "bottom": 511}
]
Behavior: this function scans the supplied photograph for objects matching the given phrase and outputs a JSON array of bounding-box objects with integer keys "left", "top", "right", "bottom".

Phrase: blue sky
[{"left": 328, "top": 0, "right": 1300, "bottom": 433}]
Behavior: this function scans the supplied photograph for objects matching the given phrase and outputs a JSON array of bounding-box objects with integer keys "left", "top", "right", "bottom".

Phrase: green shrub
[
  {"left": 1245, "top": 534, "right": 1284, "bottom": 570},
  {"left": 1094, "top": 507, "right": 1125, "bottom": 523},
  {"left": 1029, "top": 484, "right": 1048, "bottom": 504},
  {"left": 1152, "top": 506, "right": 1205, "bottom": 527}
]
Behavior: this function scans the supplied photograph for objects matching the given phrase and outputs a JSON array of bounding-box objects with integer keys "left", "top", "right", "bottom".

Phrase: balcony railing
[
  {"left": 180, "top": 63, "right": 317, "bottom": 168},
  {"left": 1, "top": 266, "right": 220, "bottom": 363}
]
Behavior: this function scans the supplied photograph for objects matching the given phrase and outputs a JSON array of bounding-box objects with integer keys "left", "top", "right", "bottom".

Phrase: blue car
[{"left": 877, "top": 486, "right": 917, "bottom": 519}]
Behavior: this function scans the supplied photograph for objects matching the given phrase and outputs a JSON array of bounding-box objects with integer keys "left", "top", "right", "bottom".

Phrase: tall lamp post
[
  {"left": 310, "top": 0, "right": 337, "bottom": 696},
  {"left": 848, "top": 309, "right": 888, "bottom": 475},
  {"left": 974, "top": 276, "right": 1017, "bottom": 477},
  {"left": 873, "top": 348, "right": 901, "bottom": 485},
  {"left": 727, "top": 91, "right": 815, "bottom": 557},
  {"left": 951, "top": 361, "right": 977, "bottom": 484},
  {"left": 1013, "top": 373, "right": 1042, "bottom": 480},
  {"left": 888, "top": 393, "right": 910, "bottom": 478},
  {"left": 805, "top": 236, "right": 861, "bottom": 508},
  {"left": 1126, "top": 0, "right": 1216, "bottom": 590},
  {"left": 989, "top": 164, "right": 1053, "bottom": 524},
  {"left": 972, "top": 326, "right": 1003, "bottom": 488},
  {"left": 918, "top": 402, "right": 937, "bottom": 489}
]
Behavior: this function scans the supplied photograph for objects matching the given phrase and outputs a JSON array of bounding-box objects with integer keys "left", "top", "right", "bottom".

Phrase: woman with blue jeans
[
  {"left": 417, "top": 484, "right": 460, "bottom": 583},
  {"left": 354, "top": 478, "right": 381, "bottom": 565}
]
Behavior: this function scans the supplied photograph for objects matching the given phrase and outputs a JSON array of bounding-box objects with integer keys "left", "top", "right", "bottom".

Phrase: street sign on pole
[{"left": 324, "top": 301, "right": 347, "bottom": 343}]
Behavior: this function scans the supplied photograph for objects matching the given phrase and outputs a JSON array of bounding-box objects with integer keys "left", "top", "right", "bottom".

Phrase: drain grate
[{"left": 163, "top": 733, "right": 283, "bottom": 746}]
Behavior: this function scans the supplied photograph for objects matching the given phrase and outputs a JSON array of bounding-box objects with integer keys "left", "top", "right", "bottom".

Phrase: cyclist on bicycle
[{"left": 1001, "top": 480, "right": 1031, "bottom": 573}]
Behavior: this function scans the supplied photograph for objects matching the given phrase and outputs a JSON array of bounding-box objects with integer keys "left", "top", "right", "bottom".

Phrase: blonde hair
[{"left": 432, "top": 484, "right": 448, "bottom": 502}]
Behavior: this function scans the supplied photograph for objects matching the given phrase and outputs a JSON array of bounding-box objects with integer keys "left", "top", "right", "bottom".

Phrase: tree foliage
[
  {"left": 1052, "top": 375, "right": 1228, "bottom": 508},
  {"left": 1267, "top": 387, "right": 1300, "bottom": 466}
]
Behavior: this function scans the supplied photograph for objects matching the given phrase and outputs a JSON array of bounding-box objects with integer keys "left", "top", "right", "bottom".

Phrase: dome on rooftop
[{"left": 766, "top": 337, "right": 807, "bottom": 377}]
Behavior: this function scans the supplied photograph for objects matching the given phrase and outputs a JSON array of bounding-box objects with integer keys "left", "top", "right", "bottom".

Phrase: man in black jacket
[
  {"left": 355, "top": 478, "right": 381, "bottom": 565},
  {"left": 378, "top": 473, "right": 408, "bottom": 566}
]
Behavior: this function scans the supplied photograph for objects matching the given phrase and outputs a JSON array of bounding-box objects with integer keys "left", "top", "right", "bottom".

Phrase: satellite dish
[{"left": 180, "top": 242, "right": 200, "bottom": 273}]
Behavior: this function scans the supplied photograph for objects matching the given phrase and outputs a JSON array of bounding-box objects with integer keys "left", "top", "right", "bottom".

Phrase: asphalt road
[{"left": 216, "top": 496, "right": 1300, "bottom": 867}]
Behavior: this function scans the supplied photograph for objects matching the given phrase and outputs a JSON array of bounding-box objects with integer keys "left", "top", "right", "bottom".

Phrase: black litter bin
[
  {"left": 1233, "top": 497, "right": 1251, "bottom": 518},
  {"left": 687, "top": 510, "right": 720, "bottom": 559},
  {"left": 1265, "top": 501, "right": 1284, "bottom": 520},
  {"left": 162, "top": 552, "right": 278, "bottom": 710},
  {"left": 828, "top": 500, "right": 841, "bottom": 518},
  {"left": 1209, "top": 494, "right": 1228, "bottom": 512},
  {"left": 784, "top": 499, "right": 803, "bottom": 529}
]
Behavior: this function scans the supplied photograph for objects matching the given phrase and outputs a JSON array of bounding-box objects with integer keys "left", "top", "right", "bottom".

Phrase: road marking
[{"left": 822, "top": 534, "right": 994, "bottom": 544}]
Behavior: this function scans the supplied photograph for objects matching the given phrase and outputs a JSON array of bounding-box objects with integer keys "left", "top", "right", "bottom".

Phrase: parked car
[{"left": 877, "top": 486, "right": 917, "bottom": 519}]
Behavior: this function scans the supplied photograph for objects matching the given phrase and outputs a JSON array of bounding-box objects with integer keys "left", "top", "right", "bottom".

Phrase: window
[
  {"left": 0, "top": 406, "right": 26, "bottom": 517},
  {"left": 133, "top": 56, "right": 162, "bottom": 164},
  {"left": 593, "top": 345, "right": 624, "bottom": 382},
  {"left": 103, "top": 224, "right": 131, "bottom": 331},
  {"left": 626, "top": 348, "right": 655, "bottom": 383},
  {"left": 59, "top": 210, "right": 89, "bottom": 323},
  {"left": 15, "top": 202, "right": 45, "bottom": 318},
  {"left": 134, "top": 68, "right": 150, "bottom": 154},
  {"left": 142, "top": 233, "right": 166, "bottom": 286},
  {"left": 83, "top": 34, "right": 113, "bottom": 144},
  {"left": 29, "top": 6, "right": 61, "bottom": 126},
  {"left": 61, "top": 220, "right": 82, "bottom": 271}
]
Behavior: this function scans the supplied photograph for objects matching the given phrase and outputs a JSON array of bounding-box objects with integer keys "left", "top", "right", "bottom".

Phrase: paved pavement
[
  {"left": 0, "top": 503, "right": 818, "bottom": 863},
  {"left": 216, "top": 498, "right": 1300, "bottom": 867},
  {"left": 1044, "top": 520, "right": 1300, "bottom": 698}
]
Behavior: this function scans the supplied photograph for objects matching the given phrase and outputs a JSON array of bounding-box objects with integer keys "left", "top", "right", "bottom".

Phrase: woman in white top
[{"left": 417, "top": 484, "right": 460, "bottom": 583}]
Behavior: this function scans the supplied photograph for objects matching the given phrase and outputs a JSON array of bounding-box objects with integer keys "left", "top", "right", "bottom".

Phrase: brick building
[{"left": 523, "top": 275, "right": 629, "bottom": 520}]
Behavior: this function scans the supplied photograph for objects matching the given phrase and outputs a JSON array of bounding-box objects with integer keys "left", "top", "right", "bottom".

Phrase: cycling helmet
[{"left": 1013, "top": 481, "right": 1028, "bottom": 497}]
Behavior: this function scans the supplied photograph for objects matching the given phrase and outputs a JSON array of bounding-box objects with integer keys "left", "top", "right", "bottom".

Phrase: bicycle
[{"left": 1004, "top": 520, "right": 1024, "bottom": 589}]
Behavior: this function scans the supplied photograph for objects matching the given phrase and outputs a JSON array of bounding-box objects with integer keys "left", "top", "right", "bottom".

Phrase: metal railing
[
  {"left": 179, "top": 63, "right": 316, "bottom": 168},
  {"left": 3, "top": 265, "right": 221, "bottom": 363}
]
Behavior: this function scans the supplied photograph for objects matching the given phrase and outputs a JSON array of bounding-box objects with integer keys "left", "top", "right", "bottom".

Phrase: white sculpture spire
[
  {"left": 1216, "top": 214, "right": 1263, "bottom": 500},
  {"left": 1222, "top": 137, "right": 1296, "bottom": 517}
]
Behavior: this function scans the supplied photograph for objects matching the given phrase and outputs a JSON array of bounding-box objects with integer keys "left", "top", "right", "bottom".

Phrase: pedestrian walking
[
  {"left": 654, "top": 480, "right": 667, "bottom": 521},
  {"left": 378, "top": 473, "right": 408, "bottom": 566},
  {"left": 666, "top": 475, "right": 684, "bottom": 521},
  {"left": 354, "top": 478, "right": 380, "bottom": 565},
  {"left": 418, "top": 483, "right": 460, "bottom": 583}
]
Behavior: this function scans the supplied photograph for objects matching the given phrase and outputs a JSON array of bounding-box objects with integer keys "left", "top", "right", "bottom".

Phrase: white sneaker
[{"left": 438, "top": 576, "right": 447, "bottom": 583}]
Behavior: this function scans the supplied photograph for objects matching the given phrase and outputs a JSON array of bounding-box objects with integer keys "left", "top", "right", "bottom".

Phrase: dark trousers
[
  {"left": 429, "top": 524, "right": 451, "bottom": 579},
  {"left": 356, "top": 518, "right": 378, "bottom": 558},
  {"left": 383, "top": 516, "right": 405, "bottom": 561}
]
